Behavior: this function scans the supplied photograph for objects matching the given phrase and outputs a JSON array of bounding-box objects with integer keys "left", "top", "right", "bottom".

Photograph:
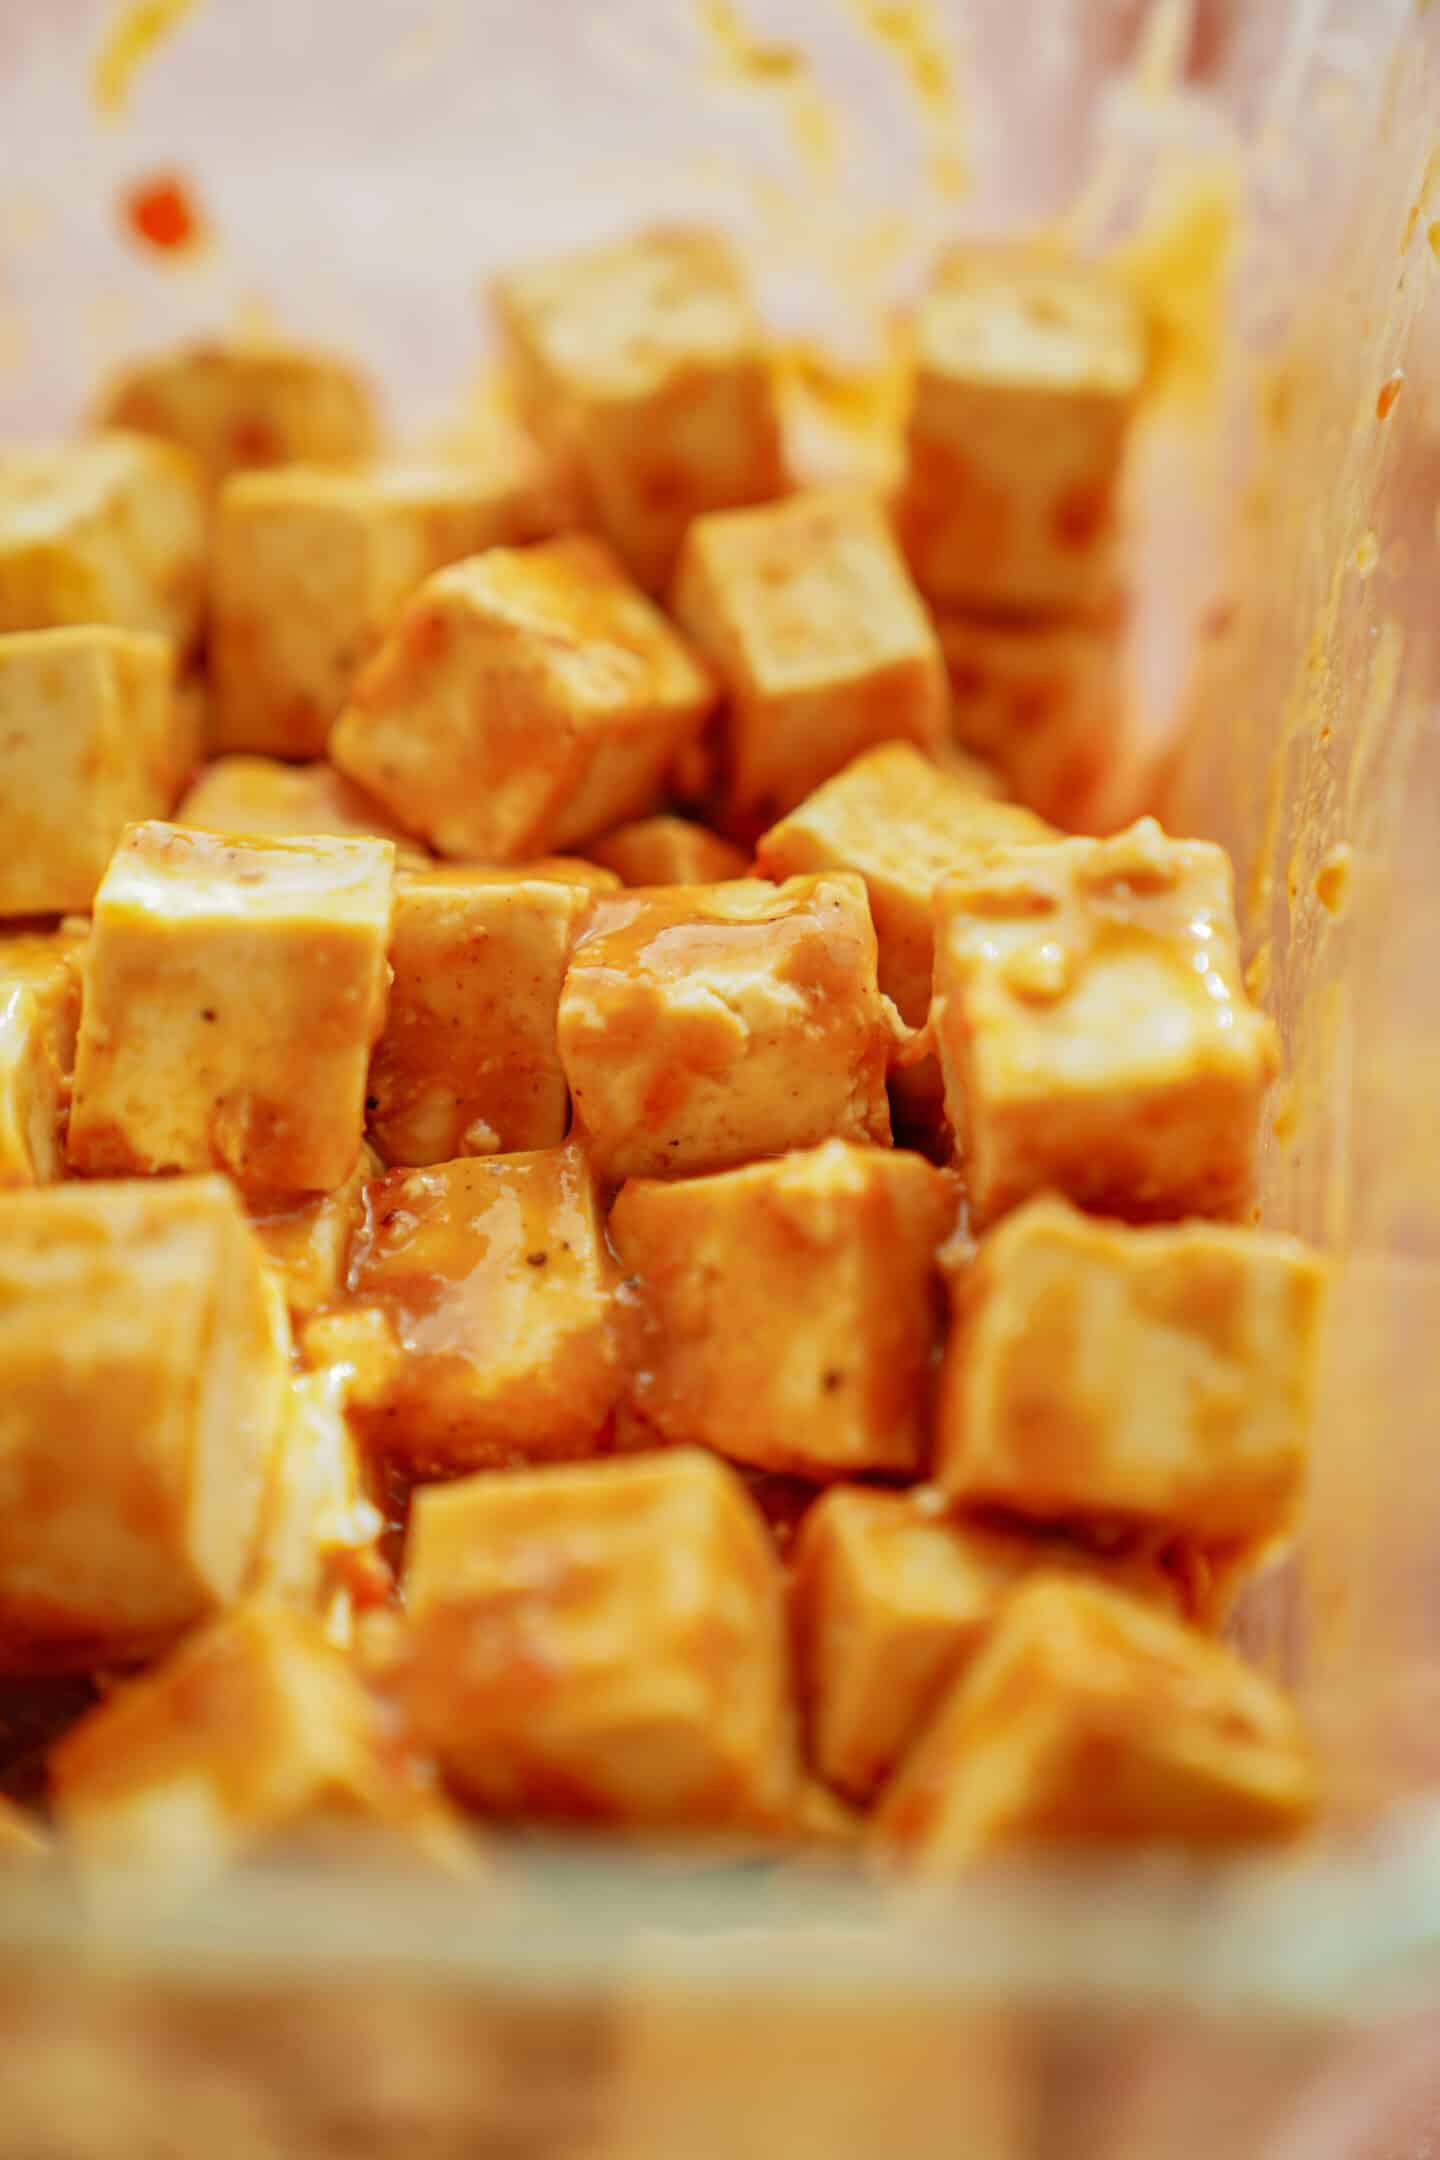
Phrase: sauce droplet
[{"left": 121, "top": 170, "right": 203, "bottom": 253}]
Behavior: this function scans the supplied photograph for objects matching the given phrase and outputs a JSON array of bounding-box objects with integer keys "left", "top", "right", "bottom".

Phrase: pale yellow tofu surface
[
  {"left": 331, "top": 535, "right": 714, "bottom": 861},
  {"left": 68, "top": 822, "right": 395, "bottom": 1194},
  {"left": 303, "top": 1144, "right": 622, "bottom": 1474},
  {"left": 211, "top": 456, "right": 568, "bottom": 757},
  {"left": 937, "top": 1196, "right": 1329, "bottom": 1546},
  {"left": 99, "top": 337, "right": 377, "bottom": 486},
  {"left": 0, "top": 431, "right": 206, "bottom": 647},
  {"left": 791, "top": 1487, "right": 1186, "bottom": 1803},
  {"left": 495, "top": 225, "right": 786, "bottom": 589},
  {"left": 368, "top": 866, "right": 594, "bottom": 1166},
  {"left": 872, "top": 1576, "right": 1317, "bottom": 1871},
  {"left": 250, "top": 1140, "right": 377, "bottom": 1320},
  {"left": 0, "top": 626, "right": 181, "bottom": 915},
  {"left": 931, "top": 818, "right": 1280, "bottom": 1224},
  {"left": 672, "top": 488, "right": 947, "bottom": 826},
  {"left": 0, "top": 1177, "right": 286, "bottom": 1670},
  {"left": 175, "top": 753, "right": 425, "bottom": 858},
  {"left": 611, "top": 1140, "right": 955, "bottom": 1478},
  {"left": 249, "top": 1367, "right": 384, "bottom": 1618},
  {"left": 51, "top": 1604, "right": 474, "bottom": 1888},
  {"left": 900, "top": 251, "right": 1147, "bottom": 614},
  {"left": 402, "top": 1449, "right": 796, "bottom": 1828},
  {"left": 937, "top": 610, "right": 1125, "bottom": 829},
  {"left": 588, "top": 814, "right": 749, "bottom": 887},
  {"left": 557, "top": 873, "right": 898, "bottom": 1183},
  {"left": 0, "top": 929, "right": 83, "bottom": 1187}
]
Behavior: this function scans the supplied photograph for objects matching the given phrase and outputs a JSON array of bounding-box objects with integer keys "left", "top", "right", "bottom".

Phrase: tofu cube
[
  {"left": 495, "top": 225, "right": 786, "bottom": 590},
  {"left": 51, "top": 1605, "right": 475, "bottom": 1887},
  {"left": 931, "top": 819, "right": 1279, "bottom": 1224},
  {"left": 249, "top": 1141, "right": 378, "bottom": 1321},
  {"left": 402, "top": 1449, "right": 796, "bottom": 1827},
  {"left": 791, "top": 1487, "right": 1186, "bottom": 1802},
  {"left": 0, "top": 626, "right": 183, "bottom": 914},
  {"left": 0, "top": 432, "right": 206, "bottom": 647},
  {"left": 98, "top": 336, "right": 377, "bottom": 486},
  {"left": 211, "top": 457, "right": 568, "bottom": 758},
  {"left": 937, "top": 1196, "right": 1328, "bottom": 1546},
  {"left": 176, "top": 753, "right": 425, "bottom": 860},
  {"left": 0, "top": 1177, "right": 287, "bottom": 1670},
  {"left": 368, "top": 866, "right": 594, "bottom": 1167},
  {"left": 587, "top": 815, "right": 749, "bottom": 887},
  {"left": 250, "top": 1368, "right": 384, "bottom": 1616},
  {"left": 899, "top": 251, "right": 1147, "bottom": 614},
  {"left": 872, "top": 1576, "right": 1317, "bottom": 1870},
  {"left": 671, "top": 488, "right": 948, "bottom": 827},
  {"left": 0, "top": 930, "right": 83, "bottom": 1186},
  {"left": 331, "top": 536, "right": 714, "bottom": 861},
  {"left": 610, "top": 1140, "right": 955, "bottom": 1478},
  {"left": 938, "top": 610, "right": 1125, "bottom": 829},
  {"left": 68, "top": 823, "right": 395, "bottom": 1195},
  {"left": 302, "top": 1144, "right": 622, "bottom": 1474},
  {"left": 557, "top": 873, "right": 898, "bottom": 1184}
]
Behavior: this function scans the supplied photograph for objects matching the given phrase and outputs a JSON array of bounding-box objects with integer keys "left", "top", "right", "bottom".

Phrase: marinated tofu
[
  {"left": 402, "top": 1450, "right": 796, "bottom": 1828},
  {"left": 672, "top": 488, "right": 948, "bottom": 827},
  {"left": 68, "top": 823, "right": 395, "bottom": 1194},
  {"left": 0, "top": 627, "right": 182, "bottom": 914},
  {"left": 331, "top": 535, "right": 714, "bottom": 860},
  {"left": 612, "top": 1141, "right": 955, "bottom": 1478},
  {"left": 557, "top": 874, "right": 899, "bottom": 1183}
]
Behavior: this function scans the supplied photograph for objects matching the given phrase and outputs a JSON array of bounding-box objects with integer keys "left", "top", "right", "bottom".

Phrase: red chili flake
[
  {"left": 121, "top": 170, "right": 202, "bottom": 252},
  {"left": 1376, "top": 371, "right": 1405, "bottom": 421}
]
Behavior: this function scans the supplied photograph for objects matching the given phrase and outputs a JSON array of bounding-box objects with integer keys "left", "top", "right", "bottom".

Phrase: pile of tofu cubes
[{"left": 0, "top": 226, "right": 1325, "bottom": 1890}]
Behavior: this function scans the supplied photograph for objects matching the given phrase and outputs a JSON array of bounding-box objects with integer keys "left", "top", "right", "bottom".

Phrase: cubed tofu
[
  {"left": 211, "top": 457, "right": 567, "bottom": 757},
  {"left": 367, "top": 866, "right": 594, "bottom": 1167},
  {"left": 611, "top": 1141, "right": 954, "bottom": 1478},
  {"left": 331, "top": 536, "right": 714, "bottom": 861},
  {"left": 302, "top": 1144, "right": 622, "bottom": 1474},
  {"left": 250, "top": 1142, "right": 378, "bottom": 1320},
  {"left": 938, "top": 610, "right": 1125, "bottom": 829},
  {"left": 494, "top": 225, "right": 786, "bottom": 590},
  {"left": 872, "top": 1576, "right": 1317, "bottom": 1870},
  {"left": 0, "top": 626, "right": 183, "bottom": 915},
  {"left": 68, "top": 823, "right": 394, "bottom": 1195},
  {"left": 0, "top": 432, "right": 206, "bottom": 647},
  {"left": 671, "top": 488, "right": 947, "bottom": 827},
  {"left": 402, "top": 1449, "right": 796, "bottom": 1827},
  {"left": 936, "top": 1197, "right": 1328, "bottom": 1546},
  {"left": 98, "top": 337, "right": 377, "bottom": 486},
  {"left": 175, "top": 754, "right": 425, "bottom": 859},
  {"left": 931, "top": 819, "right": 1279, "bottom": 1224},
  {"left": 0, "top": 1176, "right": 287, "bottom": 1670},
  {"left": 756, "top": 743, "right": 1053, "bottom": 1036},
  {"left": 50, "top": 1605, "right": 474, "bottom": 1888},
  {"left": 899, "top": 251, "right": 1147, "bottom": 614},
  {"left": 588, "top": 815, "right": 749, "bottom": 887},
  {"left": 0, "top": 930, "right": 83, "bottom": 1186},
  {"left": 557, "top": 874, "right": 898, "bottom": 1184},
  {"left": 250, "top": 1368, "right": 384, "bottom": 1617},
  {"left": 791, "top": 1487, "right": 1186, "bottom": 1802}
]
